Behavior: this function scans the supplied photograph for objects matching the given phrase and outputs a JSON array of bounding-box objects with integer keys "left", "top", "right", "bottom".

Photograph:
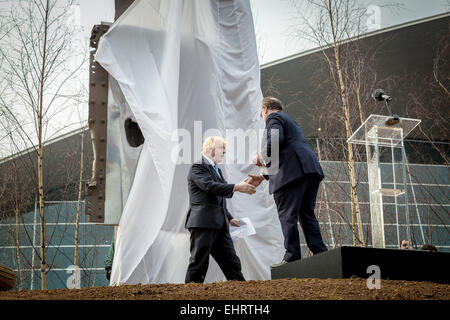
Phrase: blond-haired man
[{"left": 185, "top": 136, "right": 255, "bottom": 283}]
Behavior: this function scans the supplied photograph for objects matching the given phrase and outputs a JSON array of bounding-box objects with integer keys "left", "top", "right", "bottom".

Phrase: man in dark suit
[
  {"left": 250, "top": 96, "right": 327, "bottom": 267},
  {"left": 185, "top": 136, "right": 256, "bottom": 283}
]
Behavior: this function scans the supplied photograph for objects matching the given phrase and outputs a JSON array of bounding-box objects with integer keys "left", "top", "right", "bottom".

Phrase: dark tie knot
[{"left": 213, "top": 165, "right": 221, "bottom": 178}]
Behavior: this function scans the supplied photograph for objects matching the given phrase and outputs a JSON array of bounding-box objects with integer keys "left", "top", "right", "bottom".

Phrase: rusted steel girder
[
  {"left": 115, "top": 0, "right": 135, "bottom": 21},
  {"left": 85, "top": 24, "right": 110, "bottom": 223}
]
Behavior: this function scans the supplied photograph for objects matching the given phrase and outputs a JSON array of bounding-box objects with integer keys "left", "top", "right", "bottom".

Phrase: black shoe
[{"left": 270, "top": 260, "right": 288, "bottom": 268}]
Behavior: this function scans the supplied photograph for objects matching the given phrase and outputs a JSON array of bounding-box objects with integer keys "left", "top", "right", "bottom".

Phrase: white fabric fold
[{"left": 95, "top": 0, "right": 284, "bottom": 285}]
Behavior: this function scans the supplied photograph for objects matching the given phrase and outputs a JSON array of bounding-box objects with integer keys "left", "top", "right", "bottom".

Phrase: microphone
[
  {"left": 371, "top": 88, "right": 399, "bottom": 125},
  {"left": 372, "top": 89, "right": 392, "bottom": 102}
]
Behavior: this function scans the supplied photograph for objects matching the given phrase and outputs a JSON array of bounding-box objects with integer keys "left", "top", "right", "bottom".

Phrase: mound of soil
[{"left": 0, "top": 278, "right": 448, "bottom": 300}]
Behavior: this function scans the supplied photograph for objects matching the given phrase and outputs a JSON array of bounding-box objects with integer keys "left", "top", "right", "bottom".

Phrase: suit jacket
[
  {"left": 185, "top": 157, "right": 235, "bottom": 229},
  {"left": 262, "top": 111, "right": 324, "bottom": 194}
]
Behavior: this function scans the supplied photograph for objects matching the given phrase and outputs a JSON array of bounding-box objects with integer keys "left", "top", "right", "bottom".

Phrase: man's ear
[{"left": 211, "top": 149, "right": 216, "bottom": 158}]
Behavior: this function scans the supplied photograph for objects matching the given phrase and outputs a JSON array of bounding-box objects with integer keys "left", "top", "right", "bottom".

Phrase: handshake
[{"left": 232, "top": 154, "right": 266, "bottom": 195}]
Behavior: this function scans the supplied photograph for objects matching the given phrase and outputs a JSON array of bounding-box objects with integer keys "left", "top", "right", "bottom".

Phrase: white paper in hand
[{"left": 230, "top": 217, "right": 256, "bottom": 241}]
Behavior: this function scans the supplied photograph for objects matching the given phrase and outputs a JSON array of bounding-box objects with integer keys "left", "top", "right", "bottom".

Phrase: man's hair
[
  {"left": 262, "top": 96, "right": 283, "bottom": 111},
  {"left": 201, "top": 136, "right": 227, "bottom": 156},
  {"left": 420, "top": 244, "right": 438, "bottom": 252}
]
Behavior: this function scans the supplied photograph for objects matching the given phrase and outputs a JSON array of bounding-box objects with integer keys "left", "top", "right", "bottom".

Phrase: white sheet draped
[{"left": 95, "top": 0, "right": 284, "bottom": 285}]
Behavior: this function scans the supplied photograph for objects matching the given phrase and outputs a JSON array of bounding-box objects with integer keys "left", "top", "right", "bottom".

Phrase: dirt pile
[{"left": 0, "top": 278, "right": 448, "bottom": 300}]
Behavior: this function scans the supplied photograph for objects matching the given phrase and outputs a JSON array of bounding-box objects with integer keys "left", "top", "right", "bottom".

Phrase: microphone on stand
[
  {"left": 371, "top": 89, "right": 399, "bottom": 125},
  {"left": 372, "top": 89, "right": 392, "bottom": 102}
]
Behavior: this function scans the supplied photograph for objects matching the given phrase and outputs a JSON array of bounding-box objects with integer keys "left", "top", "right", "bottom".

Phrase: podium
[
  {"left": 347, "top": 115, "right": 421, "bottom": 248},
  {"left": 271, "top": 246, "right": 450, "bottom": 284}
]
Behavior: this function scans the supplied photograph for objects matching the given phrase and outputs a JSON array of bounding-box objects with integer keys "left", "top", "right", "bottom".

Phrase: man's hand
[
  {"left": 247, "top": 174, "right": 264, "bottom": 187},
  {"left": 252, "top": 154, "right": 265, "bottom": 167},
  {"left": 233, "top": 178, "right": 256, "bottom": 195},
  {"left": 229, "top": 219, "right": 240, "bottom": 227}
]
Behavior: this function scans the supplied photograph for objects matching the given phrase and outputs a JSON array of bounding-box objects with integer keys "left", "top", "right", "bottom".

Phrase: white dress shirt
[{"left": 203, "top": 154, "right": 216, "bottom": 166}]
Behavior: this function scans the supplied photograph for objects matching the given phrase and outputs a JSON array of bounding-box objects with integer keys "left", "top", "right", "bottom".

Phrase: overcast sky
[
  {"left": 1, "top": 0, "right": 448, "bottom": 157},
  {"left": 79, "top": 0, "right": 449, "bottom": 65}
]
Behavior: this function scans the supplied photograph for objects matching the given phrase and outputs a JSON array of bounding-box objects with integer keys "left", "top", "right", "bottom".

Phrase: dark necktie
[
  {"left": 213, "top": 164, "right": 220, "bottom": 176},
  {"left": 214, "top": 165, "right": 224, "bottom": 181}
]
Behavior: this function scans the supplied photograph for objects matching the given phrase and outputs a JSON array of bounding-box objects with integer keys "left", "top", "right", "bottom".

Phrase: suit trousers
[
  {"left": 273, "top": 174, "right": 328, "bottom": 262},
  {"left": 185, "top": 223, "right": 245, "bottom": 283}
]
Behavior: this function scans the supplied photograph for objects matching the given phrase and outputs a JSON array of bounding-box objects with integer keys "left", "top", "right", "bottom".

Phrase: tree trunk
[
  {"left": 355, "top": 83, "right": 365, "bottom": 125},
  {"left": 38, "top": 0, "right": 50, "bottom": 290},
  {"left": 14, "top": 205, "right": 23, "bottom": 291},
  {"left": 74, "top": 130, "right": 85, "bottom": 288},
  {"left": 327, "top": 0, "right": 364, "bottom": 246}
]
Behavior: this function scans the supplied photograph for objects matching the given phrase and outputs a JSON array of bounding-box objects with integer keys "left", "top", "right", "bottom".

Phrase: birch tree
[
  {"left": 0, "top": 0, "right": 87, "bottom": 289},
  {"left": 289, "top": 0, "right": 373, "bottom": 245},
  {"left": 73, "top": 128, "right": 85, "bottom": 288},
  {"left": 289, "top": 0, "right": 446, "bottom": 248}
]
